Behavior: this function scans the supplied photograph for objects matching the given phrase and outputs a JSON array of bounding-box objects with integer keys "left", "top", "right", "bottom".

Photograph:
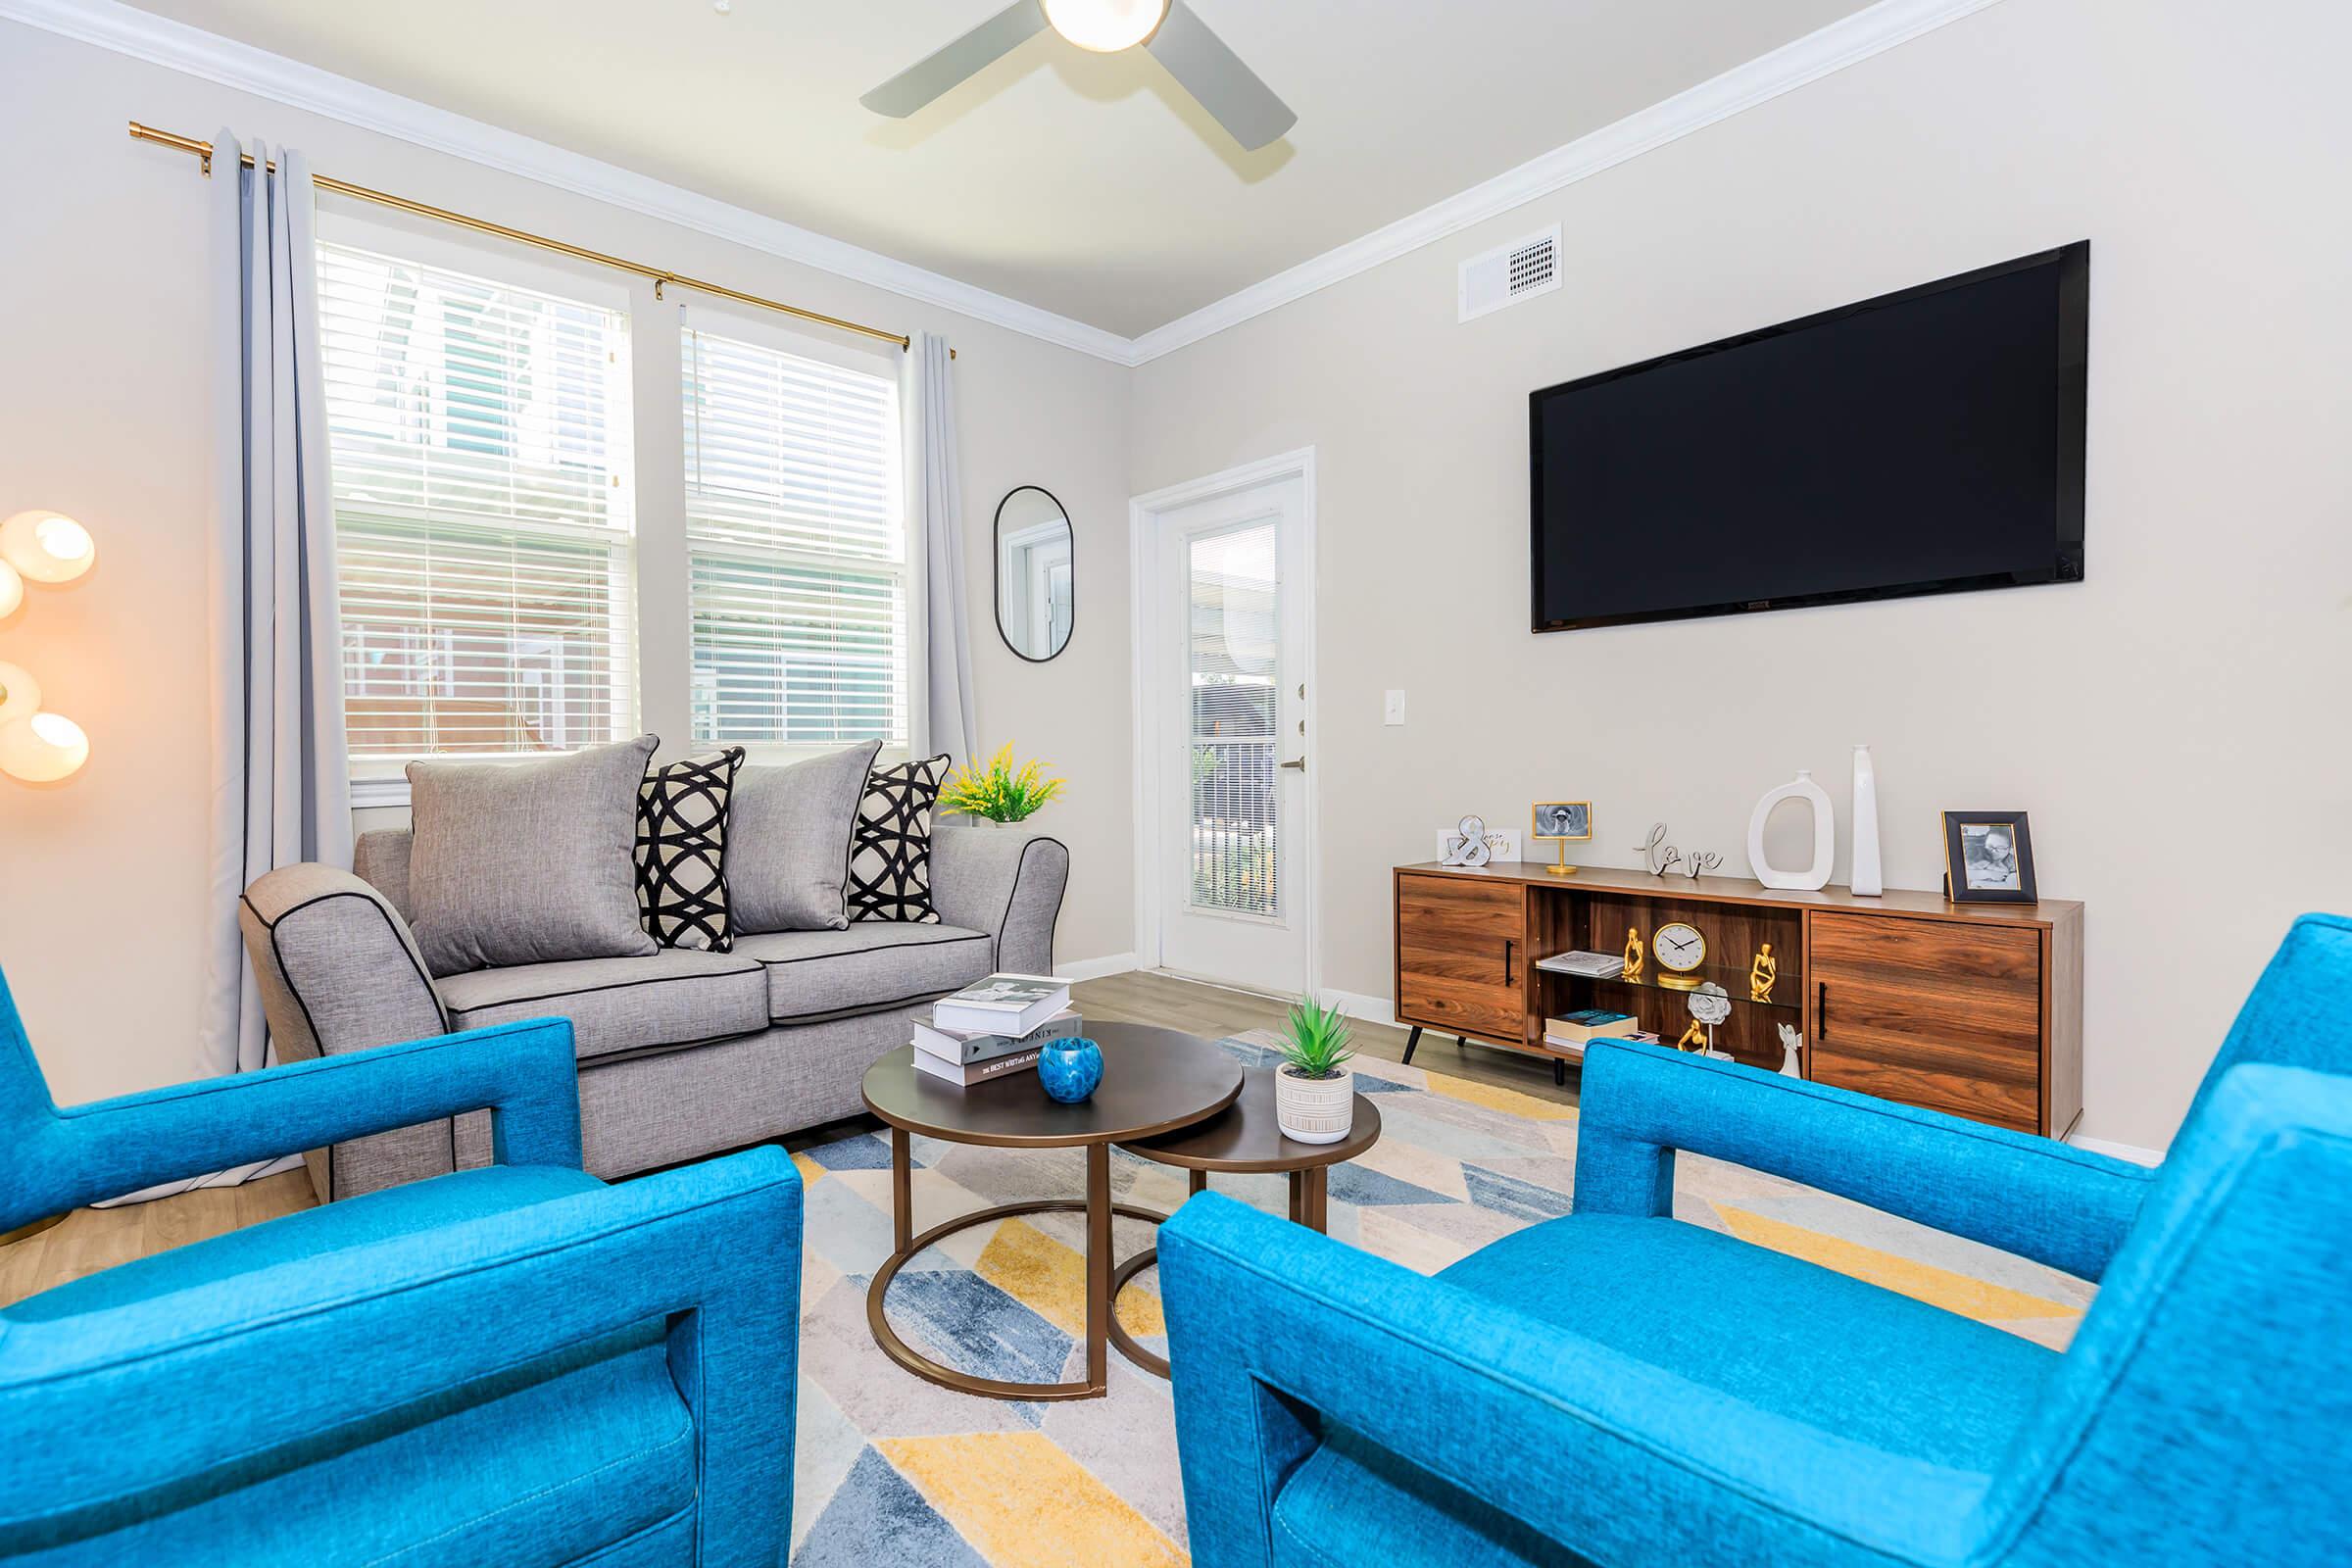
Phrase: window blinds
[
  {"left": 318, "top": 242, "right": 636, "bottom": 759},
  {"left": 681, "top": 326, "right": 907, "bottom": 749}
]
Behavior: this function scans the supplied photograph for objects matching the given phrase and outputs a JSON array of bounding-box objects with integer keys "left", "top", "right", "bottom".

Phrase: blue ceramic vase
[{"left": 1038, "top": 1037, "right": 1104, "bottom": 1103}]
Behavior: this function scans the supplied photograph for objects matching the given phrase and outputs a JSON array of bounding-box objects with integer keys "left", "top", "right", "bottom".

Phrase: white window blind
[
  {"left": 318, "top": 241, "right": 637, "bottom": 759},
  {"left": 681, "top": 325, "right": 907, "bottom": 749}
]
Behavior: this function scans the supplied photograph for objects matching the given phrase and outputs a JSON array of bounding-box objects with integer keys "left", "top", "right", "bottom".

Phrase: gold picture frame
[{"left": 1531, "top": 801, "right": 1592, "bottom": 876}]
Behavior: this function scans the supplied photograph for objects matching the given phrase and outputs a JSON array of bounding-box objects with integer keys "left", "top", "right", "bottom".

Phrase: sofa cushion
[
  {"left": 732, "top": 924, "right": 996, "bottom": 1023},
  {"left": 406, "top": 735, "right": 662, "bottom": 976},
  {"left": 437, "top": 950, "right": 769, "bottom": 1062},
  {"left": 637, "top": 745, "right": 746, "bottom": 953},
  {"left": 849, "top": 753, "right": 948, "bottom": 924},
  {"left": 729, "top": 741, "right": 883, "bottom": 934}
]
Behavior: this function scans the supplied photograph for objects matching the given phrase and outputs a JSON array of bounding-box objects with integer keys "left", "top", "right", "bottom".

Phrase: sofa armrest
[{"left": 928, "top": 826, "right": 1069, "bottom": 975}]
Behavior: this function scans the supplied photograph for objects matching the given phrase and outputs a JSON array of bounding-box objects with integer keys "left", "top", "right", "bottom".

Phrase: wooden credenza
[{"left": 1392, "top": 861, "right": 2082, "bottom": 1137}]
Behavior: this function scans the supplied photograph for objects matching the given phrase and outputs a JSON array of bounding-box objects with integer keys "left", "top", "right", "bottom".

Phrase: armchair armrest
[
  {"left": 928, "top": 825, "right": 1069, "bottom": 974},
  {"left": 1574, "top": 1038, "right": 2154, "bottom": 1281},
  {"left": 1158, "top": 1196, "right": 1982, "bottom": 1568},
  {"left": 0, "top": 1148, "right": 802, "bottom": 1566},
  {"left": 9, "top": 1020, "right": 581, "bottom": 1223}
]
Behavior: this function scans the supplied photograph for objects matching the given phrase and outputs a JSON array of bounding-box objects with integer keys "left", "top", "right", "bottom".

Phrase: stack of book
[
  {"left": 1535, "top": 950, "right": 1625, "bottom": 979},
  {"left": 1543, "top": 1008, "right": 1647, "bottom": 1057},
  {"left": 912, "top": 973, "right": 1080, "bottom": 1087}
]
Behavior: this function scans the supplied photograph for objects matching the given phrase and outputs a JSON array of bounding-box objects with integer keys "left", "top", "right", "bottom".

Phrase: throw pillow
[
  {"left": 850, "top": 754, "right": 951, "bottom": 924},
  {"left": 637, "top": 746, "right": 746, "bottom": 952},
  {"left": 729, "top": 740, "right": 885, "bottom": 933},
  {"left": 406, "top": 734, "right": 661, "bottom": 976}
]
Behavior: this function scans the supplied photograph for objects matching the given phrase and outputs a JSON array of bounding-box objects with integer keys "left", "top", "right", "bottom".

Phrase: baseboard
[
  {"left": 1059, "top": 952, "right": 1140, "bottom": 983},
  {"left": 2067, "top": 1134, "right": 2165, "bottom": 1166},
  {"left": 1326, "top": 989, "right": 1398, "bottom": 1030}
]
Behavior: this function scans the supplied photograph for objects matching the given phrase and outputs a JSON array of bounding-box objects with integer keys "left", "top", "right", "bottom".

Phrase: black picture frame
[
  {"left": 1942, "top": 811, "right": 2037, "bottom": 905},
  {"left": 992, "top": 485, "right": 1074, "bottom": 663}
]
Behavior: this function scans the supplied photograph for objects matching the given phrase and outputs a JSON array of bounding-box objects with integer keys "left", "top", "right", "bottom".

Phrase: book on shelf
[
  {"left": 1535, "top": 951, "right": 1625, "bottom": 978},
  {"left": 913, "top": 1007, "right": 1081, "bottom": 1066},
  {"left": 931, "top": 973, "right": 1069, "bottom": 1037},
  {"left": 1544, "top": 1008, "right": 1641, "bottom": 1044},
  {"left": 1542, "top": 1021, "right": 1658, "bottom": 1058},
  {"left": 911, "top": 1046, "right": 1045, "bottom": 1088}
]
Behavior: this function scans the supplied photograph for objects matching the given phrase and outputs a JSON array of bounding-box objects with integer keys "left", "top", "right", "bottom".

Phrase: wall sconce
[{"left": 0, "top": 510, "right": 96, "bottom": 784}]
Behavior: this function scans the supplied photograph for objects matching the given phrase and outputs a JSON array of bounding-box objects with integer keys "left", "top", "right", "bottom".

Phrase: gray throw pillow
[
  {"left": 406, "top": 735, "right": 661, "bottom": 976},
  {"left": 729, "top": 740, "right": 884, "bottom": 933}
]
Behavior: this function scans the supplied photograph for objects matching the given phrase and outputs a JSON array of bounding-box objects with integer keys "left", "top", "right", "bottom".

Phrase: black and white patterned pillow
[
  {"left": 637, "top": 747, "right": 746, "bottom": 951},
  {"left": 849, "top": 755, "right": 949, "bottom": 924}
]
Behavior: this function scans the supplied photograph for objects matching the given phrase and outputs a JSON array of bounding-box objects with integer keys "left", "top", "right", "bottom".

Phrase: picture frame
[
  {"left": 1941, "top": 811, "right": 2037, "bottom": 904},
  {"left": 1531, "top": 801, "right": 1592, "bottom": 843}
]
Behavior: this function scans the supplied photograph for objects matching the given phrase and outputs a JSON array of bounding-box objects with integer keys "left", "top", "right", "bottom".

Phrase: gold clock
[{"left": 1652, "top": 921, "right": 1706, "bottom": 989}]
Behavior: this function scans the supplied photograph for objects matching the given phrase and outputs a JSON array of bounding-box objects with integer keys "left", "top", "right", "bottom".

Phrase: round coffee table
[
  {"left": 1107, "top": 1068, "right": 1381, "bottom": 1378},
  {"left": 860, "top": 1021, "right": 1244, "bottom": 1400}
]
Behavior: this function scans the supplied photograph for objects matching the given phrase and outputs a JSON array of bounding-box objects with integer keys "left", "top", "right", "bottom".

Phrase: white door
[{"left": 1142, "top": 468, "right": 1312, "bottom": 997}]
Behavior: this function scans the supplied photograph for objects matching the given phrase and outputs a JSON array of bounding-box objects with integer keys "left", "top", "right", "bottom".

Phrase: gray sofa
[{"left": 239, "top": 824, "right": 1068, "bottom": 1201}]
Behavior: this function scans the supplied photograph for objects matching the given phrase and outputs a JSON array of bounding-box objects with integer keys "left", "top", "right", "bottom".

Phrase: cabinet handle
[
  {"left": 1818, "top": 981, "right": 1830, "bottom": 1041},
  {"left": 1503, "top": 939, "right": 1517, "bottom": 985}
]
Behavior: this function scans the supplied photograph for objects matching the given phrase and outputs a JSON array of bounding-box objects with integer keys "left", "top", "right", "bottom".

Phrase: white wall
[
  {"left": 0, "top": 20, "right": 1133, "bottom": 1104},
  {"left": 1129, "top": 0, "right": 2352, "bottom": 1152}
]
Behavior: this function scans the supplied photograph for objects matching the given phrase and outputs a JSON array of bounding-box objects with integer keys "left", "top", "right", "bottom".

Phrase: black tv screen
[{"left": 1530, "top": 243, "right": 2087, "bottom": 632}]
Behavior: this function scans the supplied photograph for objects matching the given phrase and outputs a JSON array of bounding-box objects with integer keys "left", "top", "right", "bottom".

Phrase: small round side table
[{"left": 1108, "top": 1068, "right": 1381, "bottom": 1378}]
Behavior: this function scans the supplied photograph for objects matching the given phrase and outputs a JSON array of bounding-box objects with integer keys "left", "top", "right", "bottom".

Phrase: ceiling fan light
[{"left": 1041, "top": 0, "right": 1166, "bottom": 52}]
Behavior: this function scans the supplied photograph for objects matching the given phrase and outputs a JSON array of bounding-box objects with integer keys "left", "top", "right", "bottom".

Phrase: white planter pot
[{"left": 1277, "top": 1065, "right": 1355, "bottom": 1144}]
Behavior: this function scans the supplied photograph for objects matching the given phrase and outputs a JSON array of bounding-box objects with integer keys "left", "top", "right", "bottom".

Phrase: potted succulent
[
  {"left": 940, "top": 743, "right": 1065, "bottom": 826},
  {"left": 1275, "top": 997, "right": 1356, "bottom": 1144}
]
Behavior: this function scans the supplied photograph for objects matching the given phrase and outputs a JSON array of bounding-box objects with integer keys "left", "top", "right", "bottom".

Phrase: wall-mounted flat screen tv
[{"left": 1529, "top": 242, "right": 2087, "bottom": 632}]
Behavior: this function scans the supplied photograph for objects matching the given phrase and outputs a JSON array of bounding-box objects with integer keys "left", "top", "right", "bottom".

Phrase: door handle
[
  {"left": 1503, "top": 939, "right": 1517, "bottom": 985},
  {"left": 1279, "top": 758, "right": 1306, "bottom": 771},
  {"left": 1817, "top": 981, "right": 1829, "bottom": 1041}
]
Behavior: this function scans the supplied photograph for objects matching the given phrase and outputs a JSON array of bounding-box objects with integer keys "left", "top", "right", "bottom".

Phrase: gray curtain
[
  {"left": 200, "top": 130, "right": 352, "bottom": 1082},
  {"left": 906, "top": 332, "right": 977, "bottom": 765}
]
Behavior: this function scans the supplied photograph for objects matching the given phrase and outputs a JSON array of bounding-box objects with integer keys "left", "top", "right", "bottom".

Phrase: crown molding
[
  {"left": 7, "top": 0, "right": 2004, "bottom": 369},
  {"left": 0, "top": 0, "right": 1136, "bottom": 364},
  {"left": 1125, "top": 0, "right": 2009, "bottom": 365}
]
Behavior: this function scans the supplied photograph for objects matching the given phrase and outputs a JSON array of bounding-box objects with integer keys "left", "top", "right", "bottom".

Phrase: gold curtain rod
[{"left": 128, "top": 121, "right": 948, "bottom": 357}]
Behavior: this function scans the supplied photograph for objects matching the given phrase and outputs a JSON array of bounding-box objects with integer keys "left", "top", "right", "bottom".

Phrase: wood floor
[{"left": 0, "top": 969, "right": 1579, "bottom": 1306}]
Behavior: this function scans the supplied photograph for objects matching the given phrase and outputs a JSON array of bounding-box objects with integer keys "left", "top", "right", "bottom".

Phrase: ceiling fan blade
[
  {"left": 860, "top": 2, "right": 1050, "bottom": 118},
  {"left": 1144, "top": 1, "right": 1296, "bottom": 151}
]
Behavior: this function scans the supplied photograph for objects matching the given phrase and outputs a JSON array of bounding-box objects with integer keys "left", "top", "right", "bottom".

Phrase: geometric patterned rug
[{"left": 786, "top": 1031, "right": 2094, "bottom": 1565}]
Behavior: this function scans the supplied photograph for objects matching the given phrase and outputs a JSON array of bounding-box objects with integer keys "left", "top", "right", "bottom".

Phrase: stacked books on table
[
  {"left": 1543, "top": 1008, "right": 1648, "bottom": 1058},
  {"left": 912, "top": 973, "right": 1080, "bottom": 1087},
  {"left": 1535, "top": 950, "right": 1625, "bottom": 979}
]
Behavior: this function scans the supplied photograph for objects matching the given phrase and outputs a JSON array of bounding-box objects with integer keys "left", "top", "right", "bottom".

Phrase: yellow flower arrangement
[{"left": 940, "top": 743, "right": 1067, "bottom": 823}]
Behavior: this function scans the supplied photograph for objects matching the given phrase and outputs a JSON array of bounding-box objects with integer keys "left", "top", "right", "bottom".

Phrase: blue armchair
[
  {"left": 0, "top": 965, "right": 802, "bottom": 1567},
  {"left": 1160, "top": 913, "right": 2352, "bottom": 1566}
]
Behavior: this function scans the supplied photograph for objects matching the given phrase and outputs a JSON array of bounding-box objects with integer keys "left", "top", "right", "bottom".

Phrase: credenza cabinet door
[
  {"left": 1808, "top": 912, "right": 2044, "bottom": 1133},
  {"left": 1396, "top": 875, "right": 1525, "bottom": 1042}
]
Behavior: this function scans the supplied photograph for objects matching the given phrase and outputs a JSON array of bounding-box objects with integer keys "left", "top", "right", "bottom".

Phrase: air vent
[{"left": 1458, "top": 224, "right": 1561, "bottom": 323}]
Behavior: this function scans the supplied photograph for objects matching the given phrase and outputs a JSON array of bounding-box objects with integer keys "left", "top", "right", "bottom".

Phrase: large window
[
  {"left": 318, "top": 242, "right": 637, "bottom": 759},
  {"left": 681, "top": 326, "right": 908, "bottom": 749}
]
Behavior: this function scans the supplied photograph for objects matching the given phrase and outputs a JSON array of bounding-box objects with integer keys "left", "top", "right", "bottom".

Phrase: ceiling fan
[{"left": 860, "top": 0, "right": 1297, "bottom": 152}]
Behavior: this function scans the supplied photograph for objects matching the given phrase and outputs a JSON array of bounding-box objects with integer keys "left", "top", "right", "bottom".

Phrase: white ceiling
[{"left": 115, "top": 0, "right": 1876, "bottom": 337}]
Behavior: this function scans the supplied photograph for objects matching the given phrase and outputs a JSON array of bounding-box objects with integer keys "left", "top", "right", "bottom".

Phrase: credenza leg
[
  {"left": 1554, "top": 1057, "right": 1567, "bottom": 1088},
  {"left": 1402, "top": 1025, "right": 1421, "bottom": 1064}
]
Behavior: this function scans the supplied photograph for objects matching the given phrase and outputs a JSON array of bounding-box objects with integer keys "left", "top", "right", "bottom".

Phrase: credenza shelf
[{"left": 1391, "top": 861, "right": 2083, "bottom": 1138}]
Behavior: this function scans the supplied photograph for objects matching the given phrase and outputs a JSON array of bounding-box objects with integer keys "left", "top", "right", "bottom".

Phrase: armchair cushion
[
  {"left": 1439, "top": 1213, "right": 2055, "bottom": 1472},
  {"left": 732, "top": 923, "right": 996, "bottom": 1022},
  {"left": 437, "top": 951, "right": 769, "bottom": 1063}
]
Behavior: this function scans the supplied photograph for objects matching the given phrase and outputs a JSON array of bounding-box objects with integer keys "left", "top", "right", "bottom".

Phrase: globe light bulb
[
  {"left": 0, "top": 510, "right": 96, "bottom": 585},
  {"left": 1041, "top": 0, "right": 1167, "bottom": 52},
  {"left": 0, "top": 560, "right": 20, "bottom": 619},
  {"left": 0, "top": 661, "right": 39, "bottom": 728},
  {"left": 0, "top": 710, "right": 88, "bottom": 783}
]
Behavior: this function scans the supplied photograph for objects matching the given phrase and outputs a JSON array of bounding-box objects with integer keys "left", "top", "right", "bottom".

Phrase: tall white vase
[
  {"left": 1850, "top": 745, "right": 1884, "bottom": 898},
  {"left": 1746, "top": 770, "right": 1834, "bottom": 892}
]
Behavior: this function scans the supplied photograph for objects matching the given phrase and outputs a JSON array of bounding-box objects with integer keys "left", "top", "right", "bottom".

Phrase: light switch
[{"left": 1384, "top": 689, "right": 1406, "bottom": 726}]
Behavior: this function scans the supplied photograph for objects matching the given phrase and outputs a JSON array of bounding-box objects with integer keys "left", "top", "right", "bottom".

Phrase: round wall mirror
[{"left": 995, "top": 486, "right": 1074, "bottom": 662}]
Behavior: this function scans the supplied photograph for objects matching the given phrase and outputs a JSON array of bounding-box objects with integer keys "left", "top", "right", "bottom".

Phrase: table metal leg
[
  {"left": 1189, "top": 1168, "right": 1208, "bottom": 1198},
  {"left": 1303, "top": 1166, "right": 1329, "bottom": 1233},
  {"left": 1086, "top": 1143, "right": 1111, "bottom": 1390},
  {"left": 891, "top": 1127, "right": 912, "bottom": 1253},
  {"left": 1288, "top": 1169, "right": 1306, "bottom": 1224}
]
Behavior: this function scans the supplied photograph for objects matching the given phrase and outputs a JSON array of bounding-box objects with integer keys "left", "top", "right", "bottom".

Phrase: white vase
[
  {"left": 1276, "top": 1065, "right": 1355, "bottom": 1144},
  {"left": 1745, "top": 770, "right": 1834, "bottom": 892},
  {"left": 1850, "top": 745, "right": 1884, "bottom": 897}
]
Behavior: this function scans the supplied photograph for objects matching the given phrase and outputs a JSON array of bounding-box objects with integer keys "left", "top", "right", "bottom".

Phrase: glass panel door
[{"left": 1186, "top": 522, "right": 1281, "bottom": 919}]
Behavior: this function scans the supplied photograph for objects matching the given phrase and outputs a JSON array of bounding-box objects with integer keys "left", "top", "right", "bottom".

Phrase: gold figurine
[
  {"left": 1676, "top": 1017, "right": 1710, "bottom": 1052},
  {"left": 1623, "top": 926, "right": 1645, "bottom": 983},
  {"left": 1748, "top": 943, "right": 1778, "bottom": 1003}
]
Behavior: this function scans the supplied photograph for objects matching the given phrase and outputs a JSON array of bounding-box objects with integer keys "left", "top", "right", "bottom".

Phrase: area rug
[{"left": 786, "top": 1032, "right": 2092, "bottom": 1566}]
